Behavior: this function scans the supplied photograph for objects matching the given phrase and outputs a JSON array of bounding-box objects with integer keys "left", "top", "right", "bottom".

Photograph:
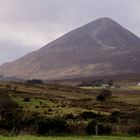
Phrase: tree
[
  {"left": 86, "top": 120, "right": 112, "bottom": 135},
  {"left": 107, "top": 80, "right": 113, "bottom": 87},
  {"left": 0, "top": 89, "right": 22, "bottom": 133},
  {"left": 96, "top": 90, "right": 112, "bottom": 102},
  {"left": 86, "top": 120, "right": 97, "bottom": 135},
  {"left": 26, "top": 79, "right": 43, "bottom": 85},
  {"left": 37, "top": 118, "right": 67, "bottom": 135},
  {"left": 0, "top": 89, "right": 18, "bottom": 116}
]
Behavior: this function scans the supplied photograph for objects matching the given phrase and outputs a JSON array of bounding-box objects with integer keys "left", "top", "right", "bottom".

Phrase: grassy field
[
  {"left": 0, "top": 82, "right": 139, "bottom": 135},
  {"left": 0, "top": 136, "right": 139, "bottom": 140},
  {"left": 80, "top": 86, "right": 104, "bottom": 89},
  {"left": 127, "top": 86, "right": 140, "bottom": 90},
  {"left": 0, "top": 81, "right": 139, "bottom": 115}
]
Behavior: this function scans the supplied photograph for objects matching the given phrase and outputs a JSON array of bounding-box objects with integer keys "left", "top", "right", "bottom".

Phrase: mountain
[{"left": 0, "top": 17, "right": 140, "bottom": 80}]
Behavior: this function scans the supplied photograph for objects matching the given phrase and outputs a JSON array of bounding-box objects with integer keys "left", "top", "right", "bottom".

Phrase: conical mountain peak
[
  {"left": 84, "top": 17, "right": 122, "bottom": 31},
  {"left": 0, "top": 18, "right": 140, "bottom": 80},
  {"left": 94, "top": 17, "right": 116, "bottom": 23}
]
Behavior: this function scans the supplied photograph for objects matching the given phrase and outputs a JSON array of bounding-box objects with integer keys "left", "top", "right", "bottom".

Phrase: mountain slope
[{"left": 0, "top": 17, "right": 140, "bottom": 80}]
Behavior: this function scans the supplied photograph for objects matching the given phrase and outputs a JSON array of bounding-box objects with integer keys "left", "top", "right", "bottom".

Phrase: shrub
[
  {"left": 35, "top": 106, "right": 39, "bottom": 108},
  {"left": 96, "top": 90, "right": 112, "bottom": 102},
  {"left": 86, "top": 120, "right": 112, "bottom": 135},
  {"left": 0, "top": 89, "right": 22, "bottom": 131},
  {"left": 86, "top": 120, "right": 97, "bottom": 135},
  {"left": 109, "top": 111, "right": 126, "bottom": 123},
  {"left": 128, "top": 127, "right": 140, "bottom": 135},
  {"left": 0, "top": 108, "right": 23, "bottom": 130},
  {"left": 20, "top": 113, "right": 40, "bottom": 127},
  {"left": 0, "top": 90, "right": 18, "bottom": 114},
  {"left": 64, "top": 113, "right": 74, "bottom": 120},
  {"left": 37, "top": 118, "right": 67, "bottom": 135},
  {"left": 129, "top": 111, "right": 140, "bottom": 122},
  {"left": 98, "top": 124, "right": 112, "bottom": 135},
  {"left": 80, "top": 112, "right": 107, "bottom": 122},
  {"left": 80, "top": 111, "right": 98, "bottom": 120},
  {"left": 23, "top": 98, "right": 30, "bottom": 102},
  {"left": 67, "top": 123, "right": 86, "bottom": 135},
  {"left": 104, "top": 125, "right": 112, "bottom": 134}
]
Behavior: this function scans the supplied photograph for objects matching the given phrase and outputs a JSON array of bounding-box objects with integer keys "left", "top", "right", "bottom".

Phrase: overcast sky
[{"left": 0, "top": 0, "right": 140, "bottom": 64}]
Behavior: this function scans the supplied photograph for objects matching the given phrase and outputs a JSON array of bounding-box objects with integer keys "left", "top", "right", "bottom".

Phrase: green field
[
  {"left": 127, "top": 86, "right": 140, "bottom": 90},
  {"left": 80, "top": 86, "right": 103, "bottom": 89},
  {"left": 0, "top": 136, "right": 139, "bottom": 140},
  {"left": 0, "top": 82, "right": 139, "bottom": 136}
]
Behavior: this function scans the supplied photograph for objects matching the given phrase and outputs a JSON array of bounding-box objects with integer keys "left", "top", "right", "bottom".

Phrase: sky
[{"left": 0, "top": 0, "right": 140, "bottom": 64}]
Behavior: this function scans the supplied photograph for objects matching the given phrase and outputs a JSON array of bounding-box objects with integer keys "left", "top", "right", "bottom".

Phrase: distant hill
[{"left": 0, "top": 17, "right": 140, "bottom": 80}]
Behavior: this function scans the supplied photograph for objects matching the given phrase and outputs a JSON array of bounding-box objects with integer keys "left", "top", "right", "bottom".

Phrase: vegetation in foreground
[{"left": 0, "top": 80, "right": 139, "bottom": 136}]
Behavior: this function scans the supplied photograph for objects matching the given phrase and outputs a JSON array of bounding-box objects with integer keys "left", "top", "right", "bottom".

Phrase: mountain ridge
[{"left": 0, "top": 17, "right": 140, "bottom": 80}]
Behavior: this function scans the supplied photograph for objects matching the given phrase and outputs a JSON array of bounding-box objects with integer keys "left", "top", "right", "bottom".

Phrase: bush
[
  {"left": 64, "top": 113, "right": 74, "bottom": 120},
  {"left": 109, "top": 111, "right": 126, "bottom": 123},
  {"left": 0, "top": 108, "right": 23, "bottom": 130},
  {"left": 23, "top": 98, "right": 30, "bottom": 102},
  {"left": 86, "top": 120, "right": 112, "bottom": 135},
  {"left": 86, "top": 120, "right": 97, "bottom": 135},
  {"left": 129, "top": 111, "right": 140, "bottom": 122},
  {"left": 80, "top": 111, "right": 98, "bottom": 120},
  {"left": 128, "top": 127, "right": 140, "bottom": 135},
  {"left": 96, "top": 90, "right": 112, "bottom": 102},
  {"left": 37, "top": 118, "right": 67, "bottom": 135},
  {"left": 98, "top": 124, "right": 112, "bottom": 135},
  {"left": 20, "top": 113, "right": 40, "bottom": 128},
  {"left": 67, "top": 123, "right": 86, "bottom": 135},
  {"left": 80, "top": 112, "right": 107, "bottom": 123},
  {"left": 0, "top": 90, "right": 18, "bottom": 114},
  {"left": 0, "top": 89, "right": 23, "bottom": 131}
]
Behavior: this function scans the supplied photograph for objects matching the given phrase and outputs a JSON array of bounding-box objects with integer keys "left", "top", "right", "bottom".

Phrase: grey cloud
[
  {"left": 0, "top": 42, "right": 34, "bottom": 64},
  {"left": 0, "top": 0, "right": 140, "bottom": 64}
]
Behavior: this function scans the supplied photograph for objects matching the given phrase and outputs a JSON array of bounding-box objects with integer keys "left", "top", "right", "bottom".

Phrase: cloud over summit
[{"left": 0, "top": 0, "right": 140, "bottom": 64}]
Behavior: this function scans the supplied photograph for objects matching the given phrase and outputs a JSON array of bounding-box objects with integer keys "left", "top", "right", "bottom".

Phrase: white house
[{"left": 138, "top": 83, "right": 140, "bottom": 86}]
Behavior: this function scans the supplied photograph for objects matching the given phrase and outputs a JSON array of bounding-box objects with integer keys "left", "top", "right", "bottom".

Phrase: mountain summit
[{"left": 0, "top": 17, "right": 140, "bottom": 80}]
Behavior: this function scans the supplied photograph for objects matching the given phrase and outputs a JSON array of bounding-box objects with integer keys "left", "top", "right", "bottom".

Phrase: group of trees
[
  {"left": 80, "top": 79, "right": 113, "bottom": 87},
  {"left": 86, "top": 120, "right": 112, "bottom": 135},
  {"left": 37, "top": 118, "right": 67, "bottom": 135},
  {"left": 26, "top": 79, "right": 43, "bottom": 84}
]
